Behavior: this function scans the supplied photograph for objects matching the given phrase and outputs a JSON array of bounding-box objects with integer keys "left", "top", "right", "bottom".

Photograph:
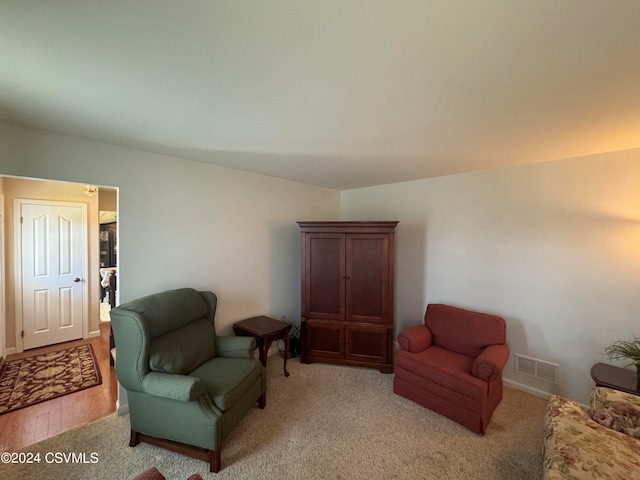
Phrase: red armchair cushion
[
  {"left": 395, "top": 346, "right": 489, "bottom": 410},
  {"left": 425, "top": 304, "right": 506, "bottom": 357}
]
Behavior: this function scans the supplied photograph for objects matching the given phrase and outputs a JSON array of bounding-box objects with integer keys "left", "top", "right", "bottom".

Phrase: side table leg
[{"left": 262, "top": 339, "right": 270, "bottom": 370}]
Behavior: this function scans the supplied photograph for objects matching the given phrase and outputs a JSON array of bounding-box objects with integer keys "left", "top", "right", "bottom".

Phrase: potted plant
[{"left": 605, "top": 336, "right": 640, "bottom": 387}]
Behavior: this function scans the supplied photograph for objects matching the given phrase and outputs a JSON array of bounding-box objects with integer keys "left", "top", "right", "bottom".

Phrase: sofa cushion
[
  {"left": 149, "top": 318, "right": 216, "bottom": 374},
  {"left": 544, "top": 394, "right": 640, "bottom": 479},
  {"left": 119, "top": 288, "right": 209, "bottom": 339},
  {"left": 189, "top": 357, "right": 263, "bottom": 411},
  {"left": 590, "top": 387, "right": 640, "bottom": 440},
  {"left": 424, "top": 304, "right": 506, "bottom": 357}
]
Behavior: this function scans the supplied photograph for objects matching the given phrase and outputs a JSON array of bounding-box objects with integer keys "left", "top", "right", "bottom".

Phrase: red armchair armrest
[
  {"left": 397, "top": 325, "right": 433, "bottom": 353},
  {"left": 472, "top": 343, "right": 510, "bottom": 382}
]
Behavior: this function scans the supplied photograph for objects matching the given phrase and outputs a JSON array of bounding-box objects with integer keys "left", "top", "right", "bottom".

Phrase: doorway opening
[
  {"left": 0, "top": 175, "right": 118, "bottom": 354},
  {"left": 0, "top": 174, "right": 119, "bottom": 450}
]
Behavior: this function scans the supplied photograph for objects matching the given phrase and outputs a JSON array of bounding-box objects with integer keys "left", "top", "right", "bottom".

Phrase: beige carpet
[{"left": 0, "top": 358, "right": 546, "bottom": 480}]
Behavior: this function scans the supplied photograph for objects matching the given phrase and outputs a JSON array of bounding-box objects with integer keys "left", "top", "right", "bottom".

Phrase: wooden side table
[
  {"left": 233, "top": 316, "right": 292, "bottom": 377},
  {"left": 590, "top": 362, "right": 640, "bottom": 396}
]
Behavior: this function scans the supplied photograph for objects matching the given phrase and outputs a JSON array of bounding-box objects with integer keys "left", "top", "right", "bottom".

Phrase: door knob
[{"left": 74, "top": 277, "right": 81, "bottom": 282}]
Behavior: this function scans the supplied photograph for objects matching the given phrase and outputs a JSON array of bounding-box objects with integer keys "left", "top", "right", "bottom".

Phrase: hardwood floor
[{"left": 0, "top": 322, "right": 118, "bottom": 452}]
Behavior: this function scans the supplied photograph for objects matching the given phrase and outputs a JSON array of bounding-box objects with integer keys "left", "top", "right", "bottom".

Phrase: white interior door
[{"left": 19, "top": 200, "right": 86, "bottom": 350}]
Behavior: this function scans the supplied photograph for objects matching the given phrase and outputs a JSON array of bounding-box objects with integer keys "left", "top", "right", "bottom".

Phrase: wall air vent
[{"left": 515, "top": 354, "right": 559, "bottom": 384}]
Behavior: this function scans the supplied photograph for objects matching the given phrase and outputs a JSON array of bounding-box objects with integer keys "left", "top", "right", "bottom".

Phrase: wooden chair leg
[
  {"left": 129, "top": 431, "right": 140, "bottom": 447},
  {"left": 210, "top": 449, "right": 221, "bottom": 473},
  {"left": 131, "top": 431, "right": 222, "bottom": 472}
]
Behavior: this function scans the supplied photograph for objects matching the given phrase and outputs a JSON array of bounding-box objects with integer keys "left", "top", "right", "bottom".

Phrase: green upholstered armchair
[{"left": 110, "top": 288, "right": 266, "bottom": 472}]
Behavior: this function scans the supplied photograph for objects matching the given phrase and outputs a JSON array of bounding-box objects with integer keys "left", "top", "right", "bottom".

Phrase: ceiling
[{"left": 1, "top": 1, "right": 639, "bottom": 190}]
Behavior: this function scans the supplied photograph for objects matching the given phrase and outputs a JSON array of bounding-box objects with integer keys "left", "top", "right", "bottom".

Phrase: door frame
[
  {"left": 13, "top": 198, "right": 89, "bottom": 353},
  {"left": 0, "top": 194, "right": 5, "bottom": 360}
]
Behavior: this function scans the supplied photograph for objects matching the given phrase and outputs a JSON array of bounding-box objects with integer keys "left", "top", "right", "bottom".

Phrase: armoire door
[
  {"left": 302, "top": 233, "right": 345, "bottom": 320},
  {"left": 346, "top": 324, "right": 390, "bottom": 364},
  {"left": 345, "top": 234, "right": 389, "bottom": 324},
  {"left": 303, "top": 320, "right": 345, "bottom": 360}
]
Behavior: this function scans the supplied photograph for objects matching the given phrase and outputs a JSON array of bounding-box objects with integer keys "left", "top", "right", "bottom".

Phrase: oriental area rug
[{"left": 0, "top": 344, "right": 102, "bottom": 415}]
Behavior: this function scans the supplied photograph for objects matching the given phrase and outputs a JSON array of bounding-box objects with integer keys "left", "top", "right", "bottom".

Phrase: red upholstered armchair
[{"left": 394, "top": 304, "right": 509, "bottom": 435}]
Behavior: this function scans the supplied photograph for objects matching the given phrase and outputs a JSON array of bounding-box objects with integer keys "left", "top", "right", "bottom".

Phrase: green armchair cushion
[
  {"left": 149, "top": 318, "right": 216, "bottom": 374},
  {"left": 215, "top": 335, "right": 256, "bottom": 358},
  {"left": 123, "top": 287, "right": 210, "bottom": 338},
  {"left": 189, "top": 357, "right": 263, "bottom": 411}
]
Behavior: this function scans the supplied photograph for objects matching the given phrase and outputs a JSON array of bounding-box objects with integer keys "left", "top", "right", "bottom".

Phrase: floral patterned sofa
[{"left": 544, "top": 387, "right": 640, "bottom": 479}]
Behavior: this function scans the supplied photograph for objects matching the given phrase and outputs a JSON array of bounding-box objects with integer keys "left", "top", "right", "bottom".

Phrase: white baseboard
[
  {"left": 503, "top": 377, "right": 552, "bottom": 400},
  {"left": 4, "top": 334, "right": 101, "bottom": 356},
  {"left": 116, "top": 401, "right": 129, "bottom": 416}
]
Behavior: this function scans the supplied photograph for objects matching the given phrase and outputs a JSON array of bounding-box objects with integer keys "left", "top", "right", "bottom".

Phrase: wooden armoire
[{"left": 297, "top": 221, "right": 398, "bottom": 373}]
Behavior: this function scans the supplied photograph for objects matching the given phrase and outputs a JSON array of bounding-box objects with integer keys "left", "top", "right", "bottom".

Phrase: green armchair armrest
[{"left": 142, "top": 372, "right": 207, "bottom": 402}]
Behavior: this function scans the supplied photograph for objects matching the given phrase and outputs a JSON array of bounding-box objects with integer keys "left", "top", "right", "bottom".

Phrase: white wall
[
  {"left": 0, "top": 122, "right": 340, "bottom": 336},
  {"left": 341, "top": 149, "right": 640, "bottom": 404},
  {"left": 4, "top": 121, "right": 639, "bottom": 405}
]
